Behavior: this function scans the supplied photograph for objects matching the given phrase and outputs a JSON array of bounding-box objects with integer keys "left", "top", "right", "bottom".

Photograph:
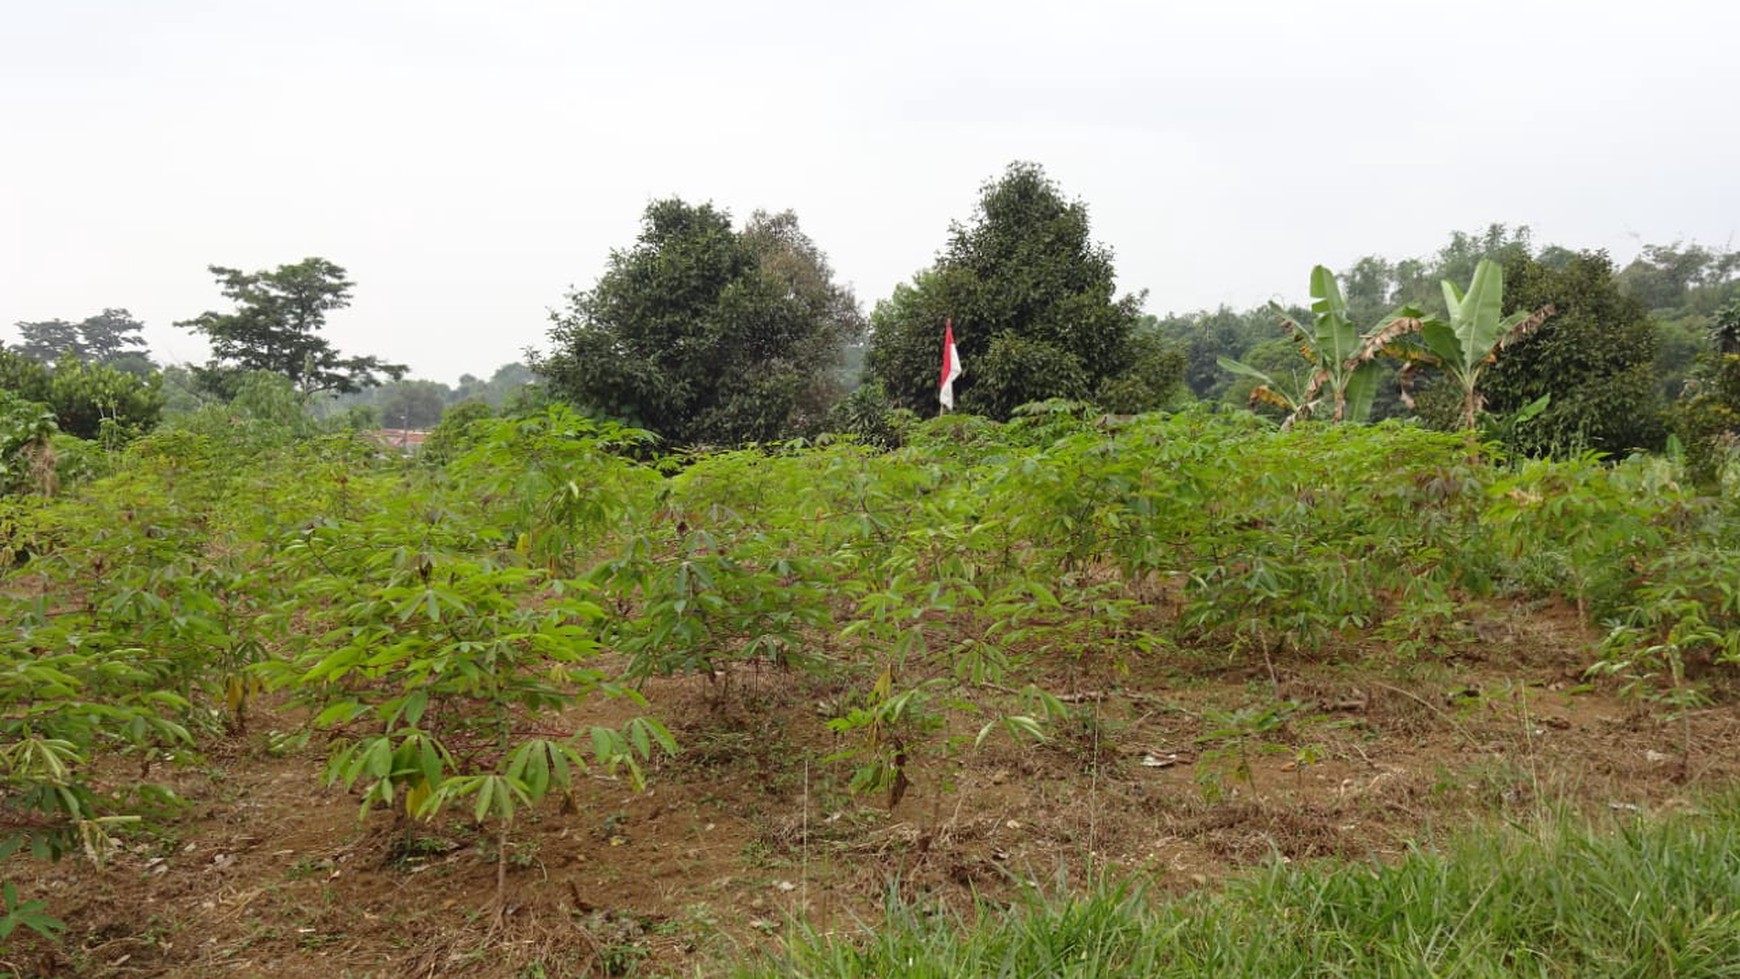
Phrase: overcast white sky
[{"left": 4, "top": 0, "right": 1738, "bottom": 384}]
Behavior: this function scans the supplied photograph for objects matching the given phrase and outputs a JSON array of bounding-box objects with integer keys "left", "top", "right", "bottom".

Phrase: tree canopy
[
  {"left": 1478, "top": 250, "right": 1663, "bottom": 455},
  {"left": 536, "top": 200, "right": 864, "bottom": 447},
  {"left": 377, "top": 380, "right": 450, "bottom": 430},
  {"left": 866, "top": 162, "right": 1179, "bottom": 419},
  {"left": 12, "top": 308, "right": 151, "bottom": 371},
  {"left": 176, "top": 258, "right": 407, "bottom": 396},
  {"left": 453, "top": 363, "right": 537, "bottom": 407}
]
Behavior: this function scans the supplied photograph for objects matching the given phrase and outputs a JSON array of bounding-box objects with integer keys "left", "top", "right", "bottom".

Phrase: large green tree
[
  {"left": 13, "top": 308, "right": 152, "bottom": 370},
  {"left": 1478, "top": 251, "right": 1663, "bottom": 454},
  {"left": 537, "top": 200, "right": 863, "bottom": 446},
  {"left": 177, "top": 258, "right": 407, "bottom": 396},
  {"left": 867, "top": 162, "right": 1178, "bottom": 419},
  {"left": 11, "top": 319, "right": 80, "bottom": 363}
]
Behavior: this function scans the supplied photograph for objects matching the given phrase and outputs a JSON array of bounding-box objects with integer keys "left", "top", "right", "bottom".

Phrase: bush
[
  {"left": 420, "top": 400, "right": 496, "bottom": 465},
  {"left": 0, "top": 391, "right": 57, "bottom": 496},
  {"left": 0, "top": 348, "right": 163, "bottom": 441},
  {"left": 826, "top": 382, "right": 899, "bottom": 447}
]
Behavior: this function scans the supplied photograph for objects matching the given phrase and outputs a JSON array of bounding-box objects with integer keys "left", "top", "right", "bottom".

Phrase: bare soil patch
[{"left": 9, "top": 610, "right": 1734, "bottom": 978}]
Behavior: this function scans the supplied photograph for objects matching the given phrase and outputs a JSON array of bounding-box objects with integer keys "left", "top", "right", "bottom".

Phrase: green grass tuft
[{"left": 736, "top": 801, "right": 1740, "bottom": 978}]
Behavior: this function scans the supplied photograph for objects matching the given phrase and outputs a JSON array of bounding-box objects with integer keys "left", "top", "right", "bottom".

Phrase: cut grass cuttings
[{"left": 735, "top": 800, "right": 1740, "bottom": 978}]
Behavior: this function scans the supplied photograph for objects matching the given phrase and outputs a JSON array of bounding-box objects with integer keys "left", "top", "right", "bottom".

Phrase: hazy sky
[{"left": 5, "top": 0, "right": 1737, "bottom": 384}]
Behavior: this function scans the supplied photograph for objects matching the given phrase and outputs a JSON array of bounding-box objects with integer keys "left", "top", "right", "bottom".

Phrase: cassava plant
[{"left": 276, "top": 541, "right": 675, "bottom": 915}]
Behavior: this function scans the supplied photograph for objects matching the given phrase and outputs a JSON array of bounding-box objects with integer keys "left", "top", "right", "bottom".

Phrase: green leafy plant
[
  {"left": 0, "top": 880, "right": 64, "bottom": 943},
  {"left": 1386, "top": 259, "right": 1556, "bottom": 430},
  {"left": 1194, "top": 701, "right": 1303, "bottom": 802},
  {"left": 825, "top": 667, "right": 947, "bottom": 807},
  {"left": 275, "top": 540, "right": 675, "bottom": 913},
  {"left": 1219, "top": 266, "right": 1392, "bottom": 425},
  {"left": 0, "top": 392, "right": 57, "bottom": 497}
]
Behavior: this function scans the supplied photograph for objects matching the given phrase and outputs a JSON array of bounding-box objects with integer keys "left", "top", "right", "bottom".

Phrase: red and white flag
[{"left": 938, "top": 319, "right": 963, "bottom": 411}]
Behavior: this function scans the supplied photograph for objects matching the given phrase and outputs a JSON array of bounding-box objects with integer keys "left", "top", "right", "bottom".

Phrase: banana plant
[
  {"left": 1215, "top": 355, "right": 1316, "bottom": 421},
  {"left": 1368, "top": 259, "right": 1555, "bottom": 431},
  {"left": 1281, "top": 266, "right": 1387, "bottom": 424},
  {"left": 1220, "top": 267, "right": 1390, "bottom": 427}
]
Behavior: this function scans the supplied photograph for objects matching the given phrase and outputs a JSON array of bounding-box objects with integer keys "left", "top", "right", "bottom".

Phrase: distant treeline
[
  {"left": 6, "top": 164, "right": 1739, "bottom": 465},
  {"left": 312, "top": 363, "right": 540, "bottom": 429}
]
